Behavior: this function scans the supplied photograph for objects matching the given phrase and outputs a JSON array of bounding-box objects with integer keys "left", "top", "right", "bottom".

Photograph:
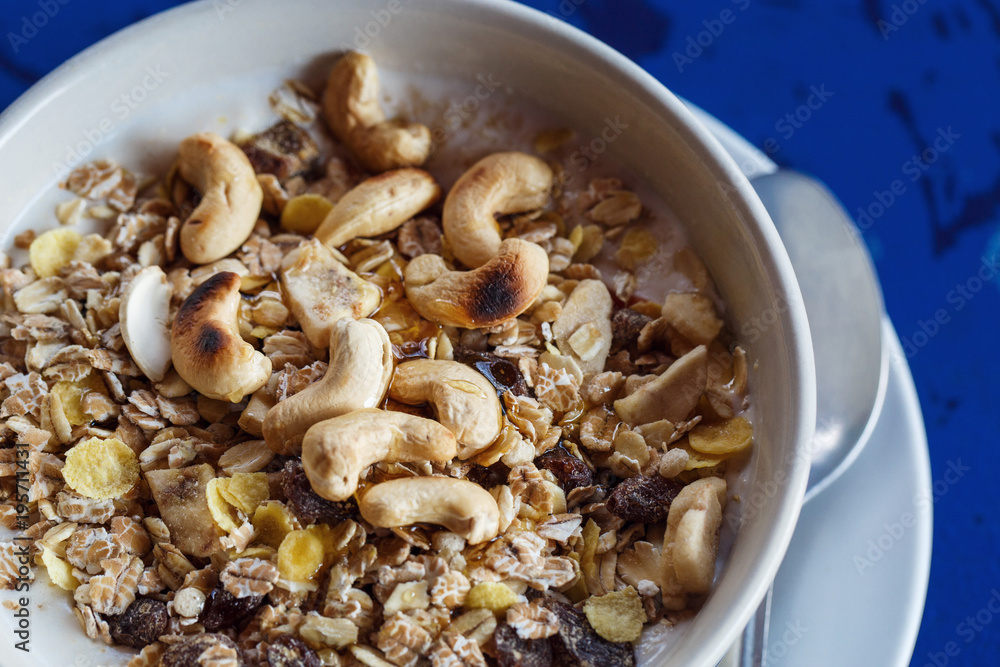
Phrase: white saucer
[{"left": 687, "top": 104, "right": 934, "bottom": 667}]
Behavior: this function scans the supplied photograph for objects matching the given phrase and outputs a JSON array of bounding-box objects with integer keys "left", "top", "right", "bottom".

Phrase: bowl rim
[{"left": 0, "top": 1, "right": 816, "bottom": 664}]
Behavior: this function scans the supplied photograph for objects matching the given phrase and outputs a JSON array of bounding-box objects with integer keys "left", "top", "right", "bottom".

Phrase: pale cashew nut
[
  {"left": 176, "top": 132, "right": 263, "bottom": 264},
  {"left": 263, "top": 318, "right": 393, "bottom": 454},
  {"left": 322, "top": 51, "right": 432, "bottom": 173},
  {"left": 301, "top": 409, "right": 457, "bottom": 502},
  {"left": 443, "top": 152, "right": 554, "bottom": 268},
  {"left": 315, "top": 168, "right": 441, "bottom": 248},
  {"left": 404, "top": 238, "right": 548, "bottom": 329},
  {"left": 389, "top": 359, "right": 503, "bottom": 458},
  {"left": 359, "top": 477, "right": 500, "bottom": 544},
  {"left": 170, "top": 271, "right": 271, "bottom": 402}
]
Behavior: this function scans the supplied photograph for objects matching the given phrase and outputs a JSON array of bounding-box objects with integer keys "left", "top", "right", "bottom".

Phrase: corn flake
[
  {"left": 277, "top": 529, "right": 325, "bottom": 582},
  {"left": 583, "top": 586, "right": 644, "bottom": 642},
  {"left": 688, "top": 417, "right": 753, "bottom": 456},
  {"left": 251, "top": 501, "right": 297, "bottom": 549},
  {"left": 51, "top": 373, "right": 106, "bottom": 426},
  {"left": 465, "top": 581, "right": 518, "bottom": 614},
  {"left": 208, "top": 472, "right": 270, "bottom": 533},
  {"left": 40, "top": 546, "right": 79, "bottom": 591},
  {"left": 280, "top": 194, "right": 334, "bottom": 234},
  {"left": 29, "top": 228, "right": 83, "bottom": 278},
  {"left": 63, "top": 437, "right": 139, "bottom": 499}
]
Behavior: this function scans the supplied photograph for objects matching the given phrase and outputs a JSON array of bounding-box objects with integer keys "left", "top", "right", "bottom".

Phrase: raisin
[
  {"left": 265, "top": 635, "right": 321, "bottom": 667},
  {"left": 105, "top": 597, "right": 168, "bottom": 648},
  {"left": 282, "top": 459, "right": 358, "bottom": 525},
  {"left": 466, "top": 461, "right": 511, "bottom": 490},
  {"left": 605, "top": 474, "right": 683, "bottom": 524},
  {"left": 239, "top": 120, "right": 319, "bottom": 181},
  {"left": 495, "top": 622, "right": 553, "bottom": 667},
  {"left": 545, "top": 600, "right": 636, "bottom": 667},
  {"left": 199, "top": 584, "right": 264, "bottom": 631},
  {"left": 454, "top": 347, "right": 528, "bottom": 396},
  {"left": 537, "top": 447, "right": 593, "bottom": 492},
  {"left": 161, "top": 633, "right": 242, "bottom": 667},
  {"left": 611, "top": 308, "right": 652, "bottom": 354}
]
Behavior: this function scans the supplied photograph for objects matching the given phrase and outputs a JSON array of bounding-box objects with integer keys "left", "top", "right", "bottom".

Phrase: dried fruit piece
[
  {"left": 546, "top": 600, "right": 635, "bottom": 667},
  {"left": 494, "top": 622, "right": 553, "bottom": 667},
  {"left": 239, "top": 120, "right": 319, "bottom": 181},
  {"left": 62, "top": 436, "right": 139, "bottom": 500},
  {"left": 611, "top": 308, "right": 652, "bottom": 354},
  {"left": 161, "top": 633, "right": 241, "bottom": 667},
  {"left": 281, "top": 459, "right": 358, "bottom": 524},
  {"left": 106, "top": 597, "right": 168, "bottom": 648},
  {"left": 537, "top": 447, "right": 592, "bottom": 492},
  {"left": 199, "top": 583, "right": 264, "bottom": 631},
  {"left": 687, "top": 416, "right": 753, "bottom": 455},
  {"left": 453, "top": 347, "right": 528, "bottom": 396},
  {"left": 29, "top": 227, "right": 82, "bottom": 278},
  {"left": 145, "top": 464, "right": 223, "bottom": 558},
  {"left": 266, "top": 635, "right": 321, "bottom": 667},
  {"left": 606, "top": 475, "right": 682, "bottom": 524},
  {"left": 582, "top": 586, "right": 644, "bottom": 643},
  {"left": 466, "top": 581, "right": 519, "bottom": 614},
  {"left": 280, "top": 193, "right": 335, "bottom": 234},
  {"left": 466, "top": 461, "right": 512, "bottom": 490}
]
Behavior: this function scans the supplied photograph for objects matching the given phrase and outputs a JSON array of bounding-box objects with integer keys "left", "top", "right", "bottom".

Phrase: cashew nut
[
  {"left": 170, "top": 271, "right": 271, "bottom": 402},
  {"left": 322, "top": 51, "right": 432, "bottom": 173},
  {"left": 301, "top": 409, "right": 457, "bottom": 501},
  {"left": 315, "top": 168, "right": 441, "bottom": 248},
  {"left": 443, "top": 152, "right": 554, "bottom": 268},
  {"left": 404, "top": 238, "right": 549, "bottom": 329},
  {"left": 263, "top": 318, "right": 393, "bottom": 454},
  {"left": 389, "top": 359, "right": 503, "bottom": 458},
  {"left": 359, "top": 477, "right": 500, "bottom": 544},
  {"left": 176, "top": 132, "right": 263, "bottom": 265}
]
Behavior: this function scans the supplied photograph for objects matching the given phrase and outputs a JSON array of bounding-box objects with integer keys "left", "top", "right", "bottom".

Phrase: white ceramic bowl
[{"left": 0, "top": 1, "right": 816, "bottom": 665}]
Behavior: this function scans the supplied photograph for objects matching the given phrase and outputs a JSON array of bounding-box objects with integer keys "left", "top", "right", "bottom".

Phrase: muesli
[{"left": 0, "top": 51, "right": 752, "bottom": 666}]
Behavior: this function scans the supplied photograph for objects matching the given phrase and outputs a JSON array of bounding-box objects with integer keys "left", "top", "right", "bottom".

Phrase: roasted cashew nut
[
  {"left": 404, "top": 238, "right": 548, "bottom": 329},
  {"left": 263, "top": 318, "right": 394, "bottom": 454},
  {"left": 443, "top": 152, "right": 553, "bottom": 268},
  {"left": 389, "top": 359, "right": 503, "bottom": 458},
  {"left": 359, "top": 477, "right": 500, "bottom": 544},
  {"left": 302, "top": 409, "right": 457, "bottom": 502},
  {"left": 322, "top": 51, "right": 432, "bottom": 173},
  {"left": 315, "top": 168, "right": 441, "bottom": 248},
  {"left": 170, "top": 271, "right": 271, "bottom": 402},
  {"left": 176, "top": 132, "right": 263, "bottom": 265}
]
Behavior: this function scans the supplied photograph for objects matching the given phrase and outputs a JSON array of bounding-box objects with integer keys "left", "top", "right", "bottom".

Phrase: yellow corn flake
[
  {"left": 688, "top": 417, "right": 754, "bottom": 456},
  {"left": 63, "top": 437, "right": 139, "bottom": 499},
  {"left": 677, "top": 441, "right": 728, "bottom": 470},
  {"left": 465, "top": 582, "right": 519, "bottom": 614},
  {"left": 51, "top": 374, "right": 107, "bottom": 426},
  {"left": 230, "top": 546, "right": 276, "bottom": 561},
  {"left": 534, "top": 128, "right": 574, "bottom": 154},
  {"left": 583, "top": 586, "right": 645, "bottom": 643},
  {"left": 29, "top": 228, "right": 83, "bottom": 278},
  {"left": 206, "top": 478, "right": 240, "bottom": 533},
  {"left": 580, "top": 518, "right": 600, "bottom": 593},
  {"left": 252, "top": 501, "right": 297, "bottom": 549},
  {"left": 277, "top": 529, "right": 326, "bottom": 582},
  {"left": 40, "top": 547, "right": 79, "bottom": 591},
  {"left": 250, "top": 325, "right": 278, "bottom": 339},
  {"left": 280, "top": 194, "right": 334, "bottom": 234},
  {"left": 218, "top": 472, "right": 270, "bottom": 516},
  {"left": 613, "top": 228, "right": 657, "bottom": 270}
]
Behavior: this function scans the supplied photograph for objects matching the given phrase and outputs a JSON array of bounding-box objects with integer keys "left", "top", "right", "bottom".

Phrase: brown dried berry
[
  {"left": 537, "top": 447, "right": 593, "bottom": 492},
  {"left": 611, "top": 308, "right": 651, "bottom": 354},
  {"left": 496, "top": 622, "right": 553, "bottom": 667},
  {"left": 199, "top": 584, "right": 264, "bottom": 631},
  {"left": 161, "top": 633, "right": 242, "bottom": 667},
  {"left": 466, "top": 461, "right": 511, "bottom": 490},
  {"left": 282, "top": 459, "right": 358, "bottom": 524},
  {"left": 605, "top": 474, "right": 683, "bottom": 524},
  {"left": 105, "top": 597, "right": 168, "bottom": 648},
  {"left": 239, "top": 120, "right": 319, "bottom": 181},
  {"left": 265, "top": 635, "right": 321, "bottom": 667},
  {"left": 454, "top": 347, "right": 528, "bottom": 396},
  {"left": 545, "top": 600, "right": 635, "bottom": 667}
]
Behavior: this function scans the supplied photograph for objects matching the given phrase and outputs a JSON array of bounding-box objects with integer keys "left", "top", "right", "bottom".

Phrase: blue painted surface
[{"left": 1, "top": 0, "right": 997, "bottom": 664}]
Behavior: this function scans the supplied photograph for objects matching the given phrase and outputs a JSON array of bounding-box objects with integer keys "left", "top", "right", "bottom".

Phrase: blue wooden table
[{"left": 2, "top": 1, "right": 996, "bottom": 664}]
